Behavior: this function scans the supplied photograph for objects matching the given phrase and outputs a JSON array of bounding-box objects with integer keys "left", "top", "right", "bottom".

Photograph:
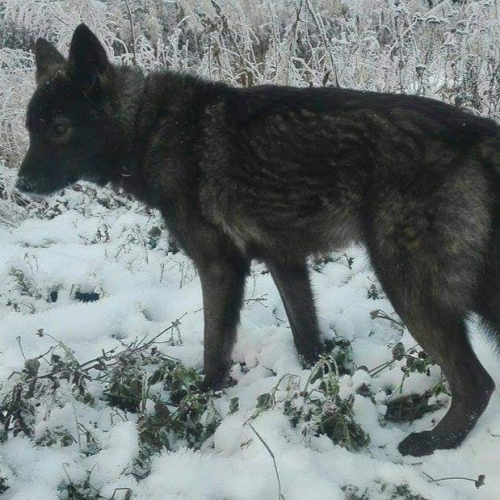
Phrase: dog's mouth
[{"left": 15, "top": 175, "right": 77, "bottom": 195}]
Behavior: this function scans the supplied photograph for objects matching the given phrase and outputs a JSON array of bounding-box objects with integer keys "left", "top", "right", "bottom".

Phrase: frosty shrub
[
  {"left": 0, "top": 319, "right": 222, "bottom": 477},
  {"left": 0, "top": 315, "right": 451, "bottom": 496},
  {"left": 3, "top": 0, "right": 500, "bottom": 167}
]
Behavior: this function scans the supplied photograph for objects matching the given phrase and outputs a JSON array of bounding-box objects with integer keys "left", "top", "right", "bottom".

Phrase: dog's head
[{"left": 17, "top": 24, "right": 122, "bottom": 195}]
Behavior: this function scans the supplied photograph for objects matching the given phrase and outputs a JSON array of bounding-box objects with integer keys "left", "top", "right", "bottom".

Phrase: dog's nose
[{"left": 15, "top": 176, "right": 32, "bottom": 192}]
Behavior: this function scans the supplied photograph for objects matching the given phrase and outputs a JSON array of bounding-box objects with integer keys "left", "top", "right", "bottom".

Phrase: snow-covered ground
[{"left": 1, "top": 165, "right": 500, "bottom": 499}]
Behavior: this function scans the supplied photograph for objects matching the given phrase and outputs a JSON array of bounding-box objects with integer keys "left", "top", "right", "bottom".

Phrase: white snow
[{"left": 0, "top": 174, "right": 500, "bottom": 499}]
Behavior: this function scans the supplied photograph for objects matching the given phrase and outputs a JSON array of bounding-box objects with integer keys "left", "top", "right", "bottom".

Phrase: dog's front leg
[
  {"left": 197, "top": 256, "right": 250, "bottom": 390},
  {"left": 267, "top": 260, "right": 324, "bottom": 365}
]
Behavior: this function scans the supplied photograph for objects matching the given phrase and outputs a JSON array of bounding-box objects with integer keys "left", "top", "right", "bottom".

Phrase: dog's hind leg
[
  {"left": 395, "top": 308, "right": 493, "bottom": 456},
  {"left": 369, "top": 247, "right": 495, "bottom": 456},
  {"left": 267, "top": 260, "right": 324, "bottom": 365},
  {"left": 367, "top": 164, "right": 495, "bottom": 456}
]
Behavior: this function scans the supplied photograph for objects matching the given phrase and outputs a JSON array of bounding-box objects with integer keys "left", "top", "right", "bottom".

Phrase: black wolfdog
[{"left": 17, "top": 24, "right": 500, "bottom": 456}]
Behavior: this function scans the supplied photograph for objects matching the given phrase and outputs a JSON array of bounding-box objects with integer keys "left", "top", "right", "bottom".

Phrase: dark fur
[{"left": 17, "top": 24, "right": 500, "bottom": 456}]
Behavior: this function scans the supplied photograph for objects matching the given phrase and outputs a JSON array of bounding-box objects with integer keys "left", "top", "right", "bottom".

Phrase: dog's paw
[
  {"left": 197, "top": 374, "right": 234, "bottom": 393},
  {"left": 398, "top": 430, "right": 462, "bottom": 457},
  {"left": 299, "top": 343, "right": 325, "bottom": 368}
]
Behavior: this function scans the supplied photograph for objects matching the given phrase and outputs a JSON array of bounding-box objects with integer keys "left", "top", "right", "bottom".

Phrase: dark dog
[{"left": 17, "top": 24, "right": 500, "bottom": 456}]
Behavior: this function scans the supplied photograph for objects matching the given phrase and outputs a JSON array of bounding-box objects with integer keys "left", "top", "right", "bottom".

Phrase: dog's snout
[{"left": 15, "top": 176, "right": 33, "bottom": 192}]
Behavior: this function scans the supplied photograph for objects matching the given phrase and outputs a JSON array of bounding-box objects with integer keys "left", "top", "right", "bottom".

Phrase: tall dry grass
[{"left": 1, "top": 0, "right": 500, "bottom": 167}]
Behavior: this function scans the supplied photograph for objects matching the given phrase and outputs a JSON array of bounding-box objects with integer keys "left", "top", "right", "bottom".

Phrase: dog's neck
[
  {"left": 108, "top": 67, "right": 231, "bottom": 205},
  {"left": 108, "top": 65, "right": 148, "bottom": 198}
]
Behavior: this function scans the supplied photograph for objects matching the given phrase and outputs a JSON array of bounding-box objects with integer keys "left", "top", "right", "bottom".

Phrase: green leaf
[
  {"left": 392, "top": 342, "right": 405, "bottom": 361},
  {"left": 256, "top": 393, "right": 272, "bottom": 409},
  {"left": 229, "top": 397, "right": 239, "bottom": 414}
]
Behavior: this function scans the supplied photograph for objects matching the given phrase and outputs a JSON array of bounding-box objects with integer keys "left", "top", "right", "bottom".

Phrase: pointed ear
[
  {"left": 35, "top": 39, "right": 66, "bottom": 84},
  {"left": 68, "top": 24, "right": 109, "bottom": 88}
]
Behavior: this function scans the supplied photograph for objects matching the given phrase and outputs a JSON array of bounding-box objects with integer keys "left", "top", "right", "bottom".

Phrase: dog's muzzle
[{"left": 15, "top": 176, "right": 35, "bottom": 193}]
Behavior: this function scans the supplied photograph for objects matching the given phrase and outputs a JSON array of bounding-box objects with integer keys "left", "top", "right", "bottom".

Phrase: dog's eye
[{"left": 53, "top": 122, "right": 68, "bottom": 135}]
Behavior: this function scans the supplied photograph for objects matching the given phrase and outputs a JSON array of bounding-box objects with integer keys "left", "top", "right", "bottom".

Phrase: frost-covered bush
[{"left": 3, "top": 0, "right": 500, "bottom": 166}]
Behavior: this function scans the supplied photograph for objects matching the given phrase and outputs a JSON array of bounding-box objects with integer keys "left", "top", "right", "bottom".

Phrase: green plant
[{"left": 252, "top": 354, "right": 370, "bottom": 451}]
